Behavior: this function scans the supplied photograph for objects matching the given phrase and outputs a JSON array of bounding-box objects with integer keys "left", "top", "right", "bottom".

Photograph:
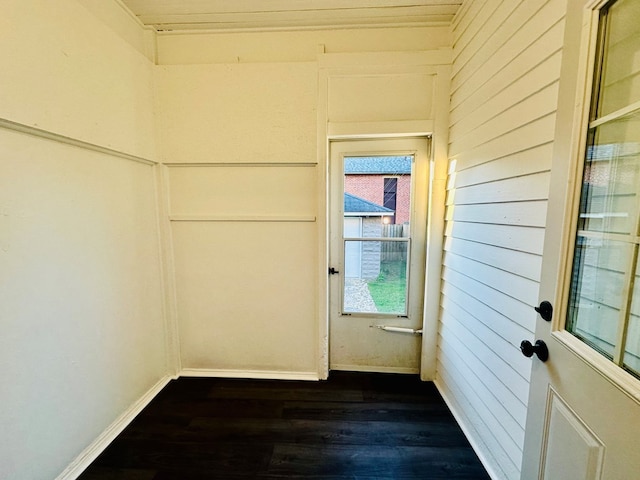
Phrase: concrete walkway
[{"left": 343, "top": 278, "right": 378, "bottom": 313}]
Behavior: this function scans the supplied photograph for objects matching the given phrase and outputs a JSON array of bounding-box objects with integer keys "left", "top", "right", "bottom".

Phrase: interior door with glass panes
[
  {"left": 521, "top": 1, "right": 640, "bottom": 478},
  {"left": 328, "top": 137, "right": 429, "bottom": 373}
]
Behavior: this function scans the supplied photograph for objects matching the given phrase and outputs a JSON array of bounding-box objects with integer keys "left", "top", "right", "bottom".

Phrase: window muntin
[
  {"left": 567, "top": 0, "right": 640, "bottom": 378},
  {"left": 567, "top": 237, "right": 632, "bottom": 359}
]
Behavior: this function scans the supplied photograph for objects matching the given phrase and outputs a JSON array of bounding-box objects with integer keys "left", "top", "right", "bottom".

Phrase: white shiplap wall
[{"left": 437, "top": 0, "right": 566, "bottom": 478}]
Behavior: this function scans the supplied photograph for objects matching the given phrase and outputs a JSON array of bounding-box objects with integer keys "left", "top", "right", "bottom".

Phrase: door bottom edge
[{"left": 330, "top": 364, "right": 419, "bottom": 374}]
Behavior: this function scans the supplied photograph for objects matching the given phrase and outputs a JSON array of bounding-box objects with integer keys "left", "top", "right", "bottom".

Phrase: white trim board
[
  {"left": 180, "top": 369, "right": 321, "bottom": 381},
  {"left": 169, "top": 215, "right": 316, "bottom": 223},
  {"left": 56, "top": 369, "right": 318, "bottom": 478},
  {"left": 55, "top": 374, "right": 175, "bottom": 480},
  {"left": 330, "top": 365, "right": 420, "bottom": 374},
  {"left": 0, "top": 117, "right": 157, "bottom": 166}
]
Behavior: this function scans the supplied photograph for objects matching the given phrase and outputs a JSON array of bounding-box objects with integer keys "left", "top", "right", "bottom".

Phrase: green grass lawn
[{"left": 367, "top": 260, "right": 407, "bottom": 314}]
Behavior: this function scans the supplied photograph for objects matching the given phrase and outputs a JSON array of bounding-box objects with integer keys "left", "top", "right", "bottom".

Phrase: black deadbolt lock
[{"left": 534, "top": 301, "right": 553, "bottom": 322}]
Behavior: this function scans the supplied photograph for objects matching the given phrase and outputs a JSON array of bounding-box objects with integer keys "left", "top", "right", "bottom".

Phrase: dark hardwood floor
[{"left": 78, "top": 372, "right": 490, "bottom": 479}]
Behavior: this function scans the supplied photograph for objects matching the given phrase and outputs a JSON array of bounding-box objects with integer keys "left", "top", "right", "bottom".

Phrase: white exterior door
[
  {"left": 328, "top": 137, "right": 429, "bottom": 373},
  {"left": 522, "top": 1, "right": 640, "bottom": 478}
]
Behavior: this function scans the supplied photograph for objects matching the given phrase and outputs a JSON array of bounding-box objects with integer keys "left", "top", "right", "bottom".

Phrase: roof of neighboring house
[
  {"left": 344, "top": 156, "right": 412, "bottom": 174},
  {"left": 344, "top": 192, "right": 394, "bottom": 214}
]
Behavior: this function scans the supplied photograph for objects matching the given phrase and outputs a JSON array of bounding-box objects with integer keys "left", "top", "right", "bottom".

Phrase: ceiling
[{"left": 120, "top": 0, "right": 463, "bottom": 32}]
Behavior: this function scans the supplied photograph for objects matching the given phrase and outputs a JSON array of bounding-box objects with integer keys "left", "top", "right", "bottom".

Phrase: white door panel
[
  {"left": 540, "top": 389, "right": 605, "bottom": 480},
  {"left": 522, "top": 1, "right": 640, "bottom": 478}
]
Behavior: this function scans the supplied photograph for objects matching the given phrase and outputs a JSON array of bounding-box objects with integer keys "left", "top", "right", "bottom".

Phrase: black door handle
[
  {"left": 328, "top": 267, "right": 340, "bottom": 275},
  {"left": 520, "top": 340, "right": 549, "bottom": 362}
]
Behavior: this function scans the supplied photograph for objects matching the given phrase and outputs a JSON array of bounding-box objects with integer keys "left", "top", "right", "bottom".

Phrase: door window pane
[
  {"left": 342, "top": 155, "right": 412, "bottom": 316},
  {"left": 566, "top": 0, "right": 640, "bottom": 379},
  {"left": 580, "top": 114, "right": 640, "bottom": 235},
  {"left": 567, "top": 237, "right": 632, "bottom": 358},
  {"left": 342, "top": 239, "right": 408, "bottom": 315},
  {"left": 597, "top": 0, "right": 640, "bottom": 117}
]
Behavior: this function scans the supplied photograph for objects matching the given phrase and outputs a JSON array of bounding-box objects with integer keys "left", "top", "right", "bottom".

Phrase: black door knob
[
  {"left": 328, "top": 267, "right": 340, "bottom": 275},
  {"left": 520, "top": 339, "right": 549, "bottom": 362}
]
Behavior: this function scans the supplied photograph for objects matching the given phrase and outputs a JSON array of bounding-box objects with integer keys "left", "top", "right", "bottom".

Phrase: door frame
[
  {"left": 314, "top": 51, "right": 452, "bottom": 380},
  {"left": 327, "top": 137, "right": 429, "bottom": 373}
]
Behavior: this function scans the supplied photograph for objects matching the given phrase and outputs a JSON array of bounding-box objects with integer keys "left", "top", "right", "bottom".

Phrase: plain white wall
[
  {"left": 0, "top": 1, "right": 168, "bottom": 478},
  {"left": 156, "top": 61, "right": 320, "bottom": 376}
]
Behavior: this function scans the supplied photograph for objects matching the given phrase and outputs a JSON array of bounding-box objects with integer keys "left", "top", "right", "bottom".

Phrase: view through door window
[
  {"left": 342, "top": 155, "right": 412, "bottom": 315},
  {"left": 567, "top": 0, "right": 640, "bottom": 378}
]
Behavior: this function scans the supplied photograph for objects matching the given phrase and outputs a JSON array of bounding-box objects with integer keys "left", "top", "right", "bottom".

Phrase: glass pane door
[
  {"left": 341, "top": 155, "right": 412, "bottom": 316},
  {"left": 328, "top": 137, "right": 429, "bottom": 374}
]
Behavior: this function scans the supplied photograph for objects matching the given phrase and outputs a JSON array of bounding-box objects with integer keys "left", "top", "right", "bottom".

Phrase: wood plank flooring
[{"left": 78, "top": 372, "right": 490, "bottom": 479}]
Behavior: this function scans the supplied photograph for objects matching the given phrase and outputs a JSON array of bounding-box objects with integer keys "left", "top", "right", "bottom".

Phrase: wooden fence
[{"left": 381, "top": 223, "right": 409, "bottom": 261}]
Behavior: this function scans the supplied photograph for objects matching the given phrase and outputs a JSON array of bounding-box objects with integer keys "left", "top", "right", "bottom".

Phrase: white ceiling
[{"left": 120, "top": 0, "right": 463, "bottom": 32}]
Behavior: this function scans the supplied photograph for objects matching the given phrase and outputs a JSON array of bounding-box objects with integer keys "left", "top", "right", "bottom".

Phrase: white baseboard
[
  {"left": 180, "top": 368, "right": 320, "bottom": 381},
  {"left": 55, "top": 374, "right": 175, "bottom": 480},
  {"left": 434, "top": 379, "right": 503, "bottom": 480},
  {"left": 330, "top": 364, "right": 419, "bottom": 374}
]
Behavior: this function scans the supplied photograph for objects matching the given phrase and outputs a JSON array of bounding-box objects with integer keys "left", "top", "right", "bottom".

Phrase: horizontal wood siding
[{"left": 438, "top": 0, "right": 565, "bottom": 478}]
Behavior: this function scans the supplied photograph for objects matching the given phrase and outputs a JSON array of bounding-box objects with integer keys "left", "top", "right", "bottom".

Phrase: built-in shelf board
[
  {"left": 169, "top": 215, "right": 316, "bottom": 223},
  {"left": 163, "top": 162, "right": 317, "bottom": 168}
]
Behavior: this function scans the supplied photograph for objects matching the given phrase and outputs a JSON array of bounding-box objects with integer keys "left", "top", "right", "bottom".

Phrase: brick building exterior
[
  {"left": 343, "top": 156, "right": 412, "bottom": 225},
  {"left": 344, "top": 174, "right": 411, "bottom": 225}
]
